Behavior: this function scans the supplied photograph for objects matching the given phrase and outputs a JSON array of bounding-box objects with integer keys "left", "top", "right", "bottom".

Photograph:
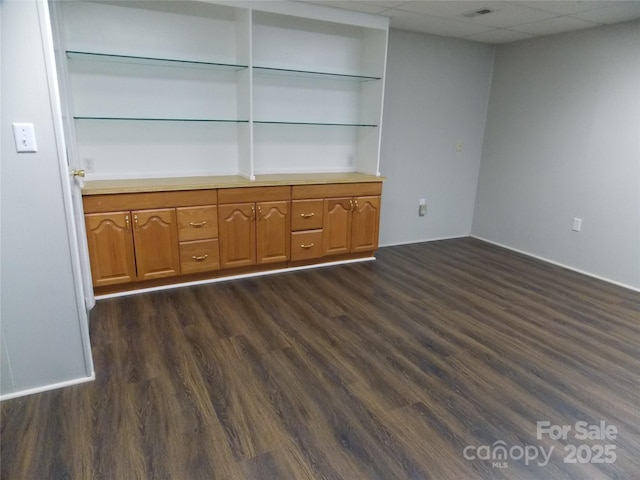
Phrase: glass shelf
[
  {"left": 254, "top": 120, "right": 377, "bottom": 127},
  {"left": 74, "top": 116, "right": 249, "bottom": 123},
  {"left": 66, "top": 51, "right": 248, "bottom": 72},
  {"left": 73, "top": 117, "right": 374, "bottom": 126},
  {"left": 253, "top": 65, "right": 380, "bottom": 82}
]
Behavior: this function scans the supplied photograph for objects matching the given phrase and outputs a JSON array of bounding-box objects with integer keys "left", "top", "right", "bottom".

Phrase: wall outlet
[
  {"left": 85, "top": 158, "right": 95, "bottom": 173},
  {"left": 572, "top": 217, "right": 582, "bottom": 232},
  {"left": 419, "top": 199, "right": 427, "bottom": 216},
  {"left": 455, "top": 140, "right": 463, "bottom": 153}
]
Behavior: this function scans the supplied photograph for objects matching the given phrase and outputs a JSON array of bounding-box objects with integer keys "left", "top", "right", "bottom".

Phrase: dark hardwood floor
[{"left": 2, "top": 238, "right": 639, "bottom": 479}]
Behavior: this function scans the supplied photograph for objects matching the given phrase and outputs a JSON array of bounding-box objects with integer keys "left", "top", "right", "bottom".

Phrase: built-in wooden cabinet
[
  {"left": 256, "top": 201, "right": 290, "bottom": 265},
  {"left": 132, "top": 208, "right": 181, "bottom": 280},
  {"left": 323, "top": 196, "right": 380, "bottom": 256},
  {"left": 84, "top": 208, "right": 180, "bottom": 287},
  {"left": 218, "top": 203, "right": 256, "bottom": 269},
  {"left": 83, "top": 179, "right": 381, "bottom": 293},
  {"left": 177, "top": 205, "right": 220, "bottom": 275},
  {"left": 323, "top": 198, "right": 353, "bottom": 256},
  {"left": 292, "top": 181, "right": 382, "bottom": 261},
  {"left": 350, "top": 196, "right": 381, "bottom": 253},
  {"left": 218, "top": 187, "right": 290, "bottom": 269},
  {"left": 290, "top": 199, "right": 324, "bottom": 261},
  {"left": 85, "top": 211, "right": 136, "bottom": 287}
]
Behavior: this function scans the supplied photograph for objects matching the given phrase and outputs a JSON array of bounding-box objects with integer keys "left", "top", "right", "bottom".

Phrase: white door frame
[{"left": 36, "top": 0, "right": 94, "bottom": 378}]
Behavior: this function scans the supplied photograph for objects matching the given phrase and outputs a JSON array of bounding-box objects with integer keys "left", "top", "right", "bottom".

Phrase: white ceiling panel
[
  {"left": 507, "top": 1, "right": 614, "bottom": 15},
  {"left": 368, "top": 0, "right": 412, "bottom": 7},
  {"left": 512, "top": 15, "right": 601, "bottom": 34},
  {"left": 395, "top": 0, "right": 503, "bottom": 16},
  {"left": 462, "top": 27, "right": 537, "bottom": 42},
  {"left": 457, "top": 2, "right": 559, "bottom": 27},
  {"left": 296, "top": 0, "right": 640, "bottom": 43},
  {"left": 575, "top": 1, "right": 640, "bottom": 23},
  {"left": 387, "top": 9, "right": 497, "bottom": 35},
  {"left": 307, "top": 1, "right": 389, "bottom": 14}
]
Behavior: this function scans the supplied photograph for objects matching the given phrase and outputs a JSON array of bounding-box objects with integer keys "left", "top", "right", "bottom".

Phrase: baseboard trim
[
  {"left": 0, "top": 373, "right": 95, "bottom": 402},
  {"left": 471, "top": 235, "right": 640, "bottom": 293},
  {"left": 96, "top": 257, "right": 376, "bottom": 300},
  {"left": 379, "top": 234, "right": 468, "bottom": 248}
]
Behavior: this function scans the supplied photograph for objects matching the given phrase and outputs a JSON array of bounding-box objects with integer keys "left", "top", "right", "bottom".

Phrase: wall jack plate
[{"left": 419, "top": 199, "right": 427, "bottom": 216}]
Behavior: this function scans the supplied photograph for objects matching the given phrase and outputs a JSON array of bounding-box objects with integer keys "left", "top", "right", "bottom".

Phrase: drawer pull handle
[
  {"left": 300, "top": 243, "right": 314, "bottom": 249},
  {"left": 192, "top": 255, "right": 208, "bottom": 262},
  {"left": 189, "top": 221, "right": 207, "bottom": 228},
  {"left": 300, "top": 213, "right": 315, "bottom": 218}
]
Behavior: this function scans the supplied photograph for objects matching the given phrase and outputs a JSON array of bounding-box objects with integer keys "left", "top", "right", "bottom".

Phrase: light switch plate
[{"left": 12, "top": 123, "right": 38, "bottom": 153}]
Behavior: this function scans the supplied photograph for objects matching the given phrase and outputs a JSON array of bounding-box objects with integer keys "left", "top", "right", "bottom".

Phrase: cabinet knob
[
  {"left": 191, "top": 255, "right": 208, "bottom": 262},
  {"left": 125, "top": 214, "right": 130, "bottom": 232},
  {"left": 300, "top": 243, "right": 314, "bottom": 249}
]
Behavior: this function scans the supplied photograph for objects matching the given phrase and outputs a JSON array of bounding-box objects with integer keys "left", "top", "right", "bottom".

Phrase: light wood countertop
[{"left": 82, "top": 172, "right": 384, "bottom": 195}]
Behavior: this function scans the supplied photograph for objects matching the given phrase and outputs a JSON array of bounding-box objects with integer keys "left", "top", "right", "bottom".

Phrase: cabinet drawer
[
  {"left": 292, "top": 182, "right": 382, "bottom": 199},
  {"left": 177, "top": 205, "right": 218, "bottom": 241},
  {"left": 218, "top": 186, "right": 290, "bottom": 204},
  {"left": 180, "top": 239, "right": 220, "bottom": 274},
  {"left": 291, "top": 200, "right": 323, "bottom": 231},
  {"left": 291, "top": 230, "right": 323, "bottom": 261}
]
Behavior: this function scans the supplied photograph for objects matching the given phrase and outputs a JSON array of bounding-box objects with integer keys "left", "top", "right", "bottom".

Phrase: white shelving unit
[{"left": 49, "top": 0, "right": 388, "bottom": 181}]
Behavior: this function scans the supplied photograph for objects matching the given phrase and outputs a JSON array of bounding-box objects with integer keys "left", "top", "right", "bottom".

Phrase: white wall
[
  {"left": 472, "top": 22, "right": 640, "bottom": 290},
  {"left": 1, "top": 0, "right": 92, "bottom": 397},
  {"left": 379, "top": 29, "right": 494, "bottom": 246}
]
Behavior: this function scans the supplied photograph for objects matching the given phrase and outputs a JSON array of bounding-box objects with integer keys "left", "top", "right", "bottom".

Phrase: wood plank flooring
[{"left": 2, "top": 238, "right": 639, "bottom": 479}]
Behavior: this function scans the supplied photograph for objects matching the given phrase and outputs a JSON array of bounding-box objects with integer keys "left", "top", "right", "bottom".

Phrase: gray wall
[
  {"left": 379, "top": 29, "right": 494, "bottom": 246},
  {"left": 1, "top": 0, "right": 91, "bottom": 397},
  {"left": 472, "top": 21, "right": 640, "bottom": 290}
]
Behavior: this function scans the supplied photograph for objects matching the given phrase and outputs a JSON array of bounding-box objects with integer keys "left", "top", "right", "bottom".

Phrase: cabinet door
[
  {"left": 85, "top": 212, "right": 136, "bottom": 287},
  {"left": 256, "top": 200, "right": 289, "bottom": 265},
  {"left": 219, "top": 203, "right": 256, "bottom": 269},
  {"left": 132, "top": 208, "right": 180, "bottom": 281},
  {"left": 323, "top": 198, "right": 352, "bottom": 256},
  {"left": 351, "top": 196, "right": 380, "bottom": 253}
]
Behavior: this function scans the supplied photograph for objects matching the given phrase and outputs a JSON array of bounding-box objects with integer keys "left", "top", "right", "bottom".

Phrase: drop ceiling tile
[
  {"left": 506, "top": 1, "right": 614, "bottom": 15},
  {"left": 324, "top": 1, "right": 391, "bottom": 14},
  {"left": 368, "top": 0, "right": 412, "bottom": 8},
  {"left": 300, "top": 1, "right": 393, "bottom": 14},
  {"left": 463, "top": 27, "right": 538, "bottom": 43},
  {"left": 387, "top": 10, "right": 497, "bottom": 36},
  {"left": 396, "top": 1, "right": 502, "bottom": 16},
  {"left": 512, "top": 15, "right": 601, "bottom": 34},
  {"left": 458, "top": 2, "right": 560, "bottom": 27},
  {"left": 574, "top": 2, "right": 640, "bottom": 24}
]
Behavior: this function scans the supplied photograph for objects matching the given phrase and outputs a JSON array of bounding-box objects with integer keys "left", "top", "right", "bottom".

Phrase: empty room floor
[{"left": 2, "top": 238, "right": 639, "bottom": 479}]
